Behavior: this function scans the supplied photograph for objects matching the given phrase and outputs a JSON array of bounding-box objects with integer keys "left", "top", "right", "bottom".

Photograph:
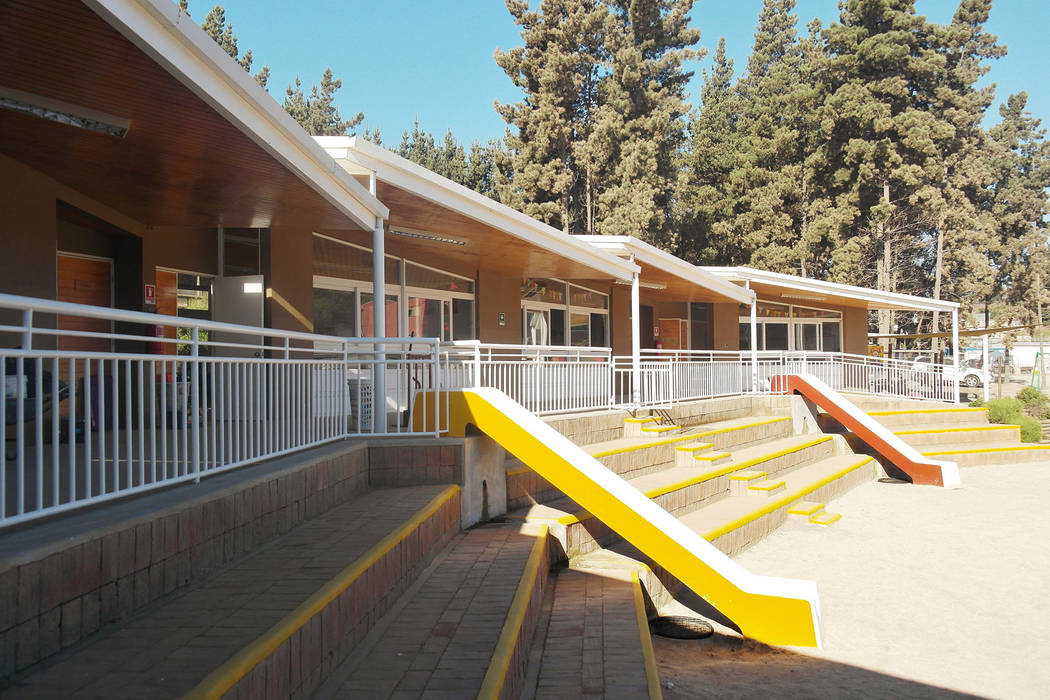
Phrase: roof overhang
[
  {"left": 1, "top": 0, "right": 385, "bottom": 231},
  {"left": 703, "top": 267, "right": 960, "bottom": 313},
  {"left": 575, "top": 236, "right": 754, "bottom": 305},
  {"left": 316, "top": 136, "right": 638, "bottom": 281}
]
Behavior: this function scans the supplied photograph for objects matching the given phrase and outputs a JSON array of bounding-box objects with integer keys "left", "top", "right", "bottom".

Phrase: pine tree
[
  {"left": 283, "top": 69, "right": 363, "bottom": 136},
  {"left": 677, "top": 37, "right": 740, "bottom": 264},
  {"left": 495, "top": 0, "right": 609, "bottom": 231},
  {"left": 988, "top": 92, "right": 1050, "bottom": 329},
  {"left": 194, "top": 5, "right": 270, "bottom": 90},
  {"left": 817, "top": 0, "right": 959, "bottom": 341},
  {"left": 594, "top": 0, "right": 700, "bottom": 245}
]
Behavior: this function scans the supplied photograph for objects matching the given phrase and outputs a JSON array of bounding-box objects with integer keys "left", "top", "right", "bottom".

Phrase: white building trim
[
  {"left": 703, "top": 266, "right": 960, "bottom": 313},
  {"left": 315, "top": 136, "right": 639, "bottom": 282},
  {"left": 574, "top": 235, "right": 754, "bottom": 306}
]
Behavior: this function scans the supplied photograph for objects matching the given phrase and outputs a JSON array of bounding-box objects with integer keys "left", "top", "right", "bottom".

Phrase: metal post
[
  {"left": 749, "top": 284, "right": 758, "bottom": 392},
  {"left": 21, "top": 309, "right": 32, "bottom": 350},
  {"left": 191, "top": 327, "right": 201, "bottom": 482},
  {"left": 952, "top": 308, "right": 961, "bottom": 404},
  {"left": 983, "top": 334, "right": 990, "bottom": 403},
  {"left": 630, "top": 262, "right": 641, "bottom": 407},
  {"left": 373, "top": 218, "right": 386, "bottom": 433}
]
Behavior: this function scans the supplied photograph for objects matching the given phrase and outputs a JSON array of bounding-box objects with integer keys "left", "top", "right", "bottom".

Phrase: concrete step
[
  {"left": 893, "top": 423, "right": 1021, "bottom": 447},
  {"left": 320, "top": 522, "right": 551, "bottom": 700},
  {"left": 678, "top": 454, "right": 876, "bottom": 557},
  {"left": 921, "top": 442, "right": 1050, "bottom": 466},
  {"left": 524, "top": 566, "right": 660, "bottom": 699},
  {"left": 1, "top": 485, "right": 462, "bottom": 699},
  {"left": 787, "top": 500, "right": 826, "bottom": 519},
  {"left": 865, "top": 407, "right": 990, "bottom": 428},
  {"left": 505, "top": 415, "right": 794, "bottom": 511},
  {"left": 510, "top": 434, "right": 850, "bottom": 560},
  {"left": 809, "top": 511, "right": 842, "bottom": 527}
]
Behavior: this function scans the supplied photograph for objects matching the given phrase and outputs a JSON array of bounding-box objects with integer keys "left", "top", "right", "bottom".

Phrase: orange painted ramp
[{"left": 771, "top": 374, "right": 960, "bottom": 488}]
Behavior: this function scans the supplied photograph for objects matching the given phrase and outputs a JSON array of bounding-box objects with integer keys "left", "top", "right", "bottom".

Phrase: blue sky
[{"left": 200, "top": 0, "right": 1050, "bottom": 146}]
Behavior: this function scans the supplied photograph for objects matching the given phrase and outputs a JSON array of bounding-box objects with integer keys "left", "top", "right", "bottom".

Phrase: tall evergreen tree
[
  {"left": 283, "top": 69, "right": 363, "bottom": 136},
  {"left": 816, "top": 0, "right": 958, "bottom": 340},
  {"left": 988, "top": 92, "right": 1050, "bottom": 329},
  {"left": 677, "top": 37, "right": 741, "bottom": 264},
  {"left": 593, "top": 0, "right": 700, "bottom": 245},
  {"left": 191, "top": 4, "right": 271, "bottom": 89},
  {"left": 495, "top": 0, "right": 609, "bottom": 231}
]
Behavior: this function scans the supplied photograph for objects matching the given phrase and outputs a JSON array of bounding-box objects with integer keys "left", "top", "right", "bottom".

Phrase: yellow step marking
[
  {"left": 749, "top": 480, "right": 786, "bottom": 493},
  {"left": 729, "top": 470, "right": 767, "bottom": 482},
  {"left": 788, "top": 501, "right": 825, "bottom": 516},
  {"left": 895, "top": 424, "right": 1020, "bottom": 436},
  {"left": 922, "top": 444, "right": 1050, "bottom": 456},
  {"left": 675, "top": 442, "right": 715, "bottom": 453},
  {"left": 868, "top": 407, "right": 988, "bottom": 416},
  {"left": 809, "top": 511, "right": 842, "bottom": 526}
]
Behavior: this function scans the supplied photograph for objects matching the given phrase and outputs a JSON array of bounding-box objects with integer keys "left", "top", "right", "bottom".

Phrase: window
[
  {"left": 522, "top": 279, "right": 608, "bottom": 347},
  {"left": 311, "top": 234, "right": 475, "bottom": 342},
  {"left": 738, "top": 302, "right": 842, "bottom": 351}
]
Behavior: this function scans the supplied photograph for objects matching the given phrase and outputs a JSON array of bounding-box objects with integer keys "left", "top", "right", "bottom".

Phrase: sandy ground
[{"left": 654, "top": 462, "right": 1050, "bottom": 700}]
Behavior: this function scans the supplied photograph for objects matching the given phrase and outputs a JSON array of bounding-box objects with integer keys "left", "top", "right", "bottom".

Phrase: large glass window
[
  {"left": 314, "top": 288, "right": 356, "bottom": 338},
  {"left": 765, "top": 323, "right": 789, "bottom": 350},
  {"left": 522, "top": 278, "right": 607, "bottom": 346},
  {"left": 738, "top": 302, "right": 841, "bottom": 351}
]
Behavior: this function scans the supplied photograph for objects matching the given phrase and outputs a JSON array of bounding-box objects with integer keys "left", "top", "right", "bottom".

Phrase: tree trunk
[
  {"left": 1039, "top": 272, "right": 1045, "bottom": 390},
  {"left": 877, "top": 181, "right": 892, "bottom": 354},
  {"left": 931, "top": 216, "right": 945, "bottom": 355},
  {"left": 586, "top": 164, "right": 593, "bottom": 234}
]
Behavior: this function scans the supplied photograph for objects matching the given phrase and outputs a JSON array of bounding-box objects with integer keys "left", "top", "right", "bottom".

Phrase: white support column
[
  {"left": 952, "top": 308, "right": 960, "bottom": 403},
  {"left": 749, "top": 283, "right": 758, "bottom": 392},
  {"left": 983, "top": 334, "right": 990, "bottom": 403},
  {"left": 630, "top": 259, "right": 641, "bottom": 407},
  {"left": 373, "top": 217, "right": 386, "bottom": 433}
]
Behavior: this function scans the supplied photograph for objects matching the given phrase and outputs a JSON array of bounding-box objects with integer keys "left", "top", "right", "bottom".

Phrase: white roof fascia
[
  {"left": 703, "top": 266, "right": 960, "bottom": 313},
  {"left": 86, "top": 0, "right": 388, "bottom": 230},
  {"left": 316, "top": 136, "right": 639, "bottom": 282},
  {"left": 575, "top": 236, "right": 754, "bottom": 305}
]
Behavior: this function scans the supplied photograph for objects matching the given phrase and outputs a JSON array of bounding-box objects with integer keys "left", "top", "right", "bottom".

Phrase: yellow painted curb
[
  {"left": 675, "top": 441, "right": 714, "bottom": 453},
  {"left": 694, "top": 416, "right": 790, "bottom": 437},
  {"left": 810, "top": 512, "right": 841, "bottom": 526},
  {"left": 642, "top": 425, "right": 679, "bottom": 433},
  {"left": 868, "top": 407, "right": 988, "bottom": 416},
  {"left": 631, "top": 570, "right": 664, "bottom": 700},
  {"left": 559, "top": 436, "right": 833, "bottom": 526},
  {"left": 896, "top": 424, "right": 1020, "bottom": 436},
  {"left": 702, "top": 457, "right": 873, "bottom": 542},
  {"left": 590, "top": 432, "right": 698, "bottom": 458},
  {"left": 182, "top": 485, "right": 460, "bottom": 700},
  {"left": 922, "top": 445, "right": 1050, "bottom": 456},
  {"left": 625, "top": 417, "right": 660, "bottom": 424},
  {"left": 787, "top": 501, "right": 825, "bottom": 516},
  {"left": 477, "top": 524, "right": 550, "bottom": 700}
]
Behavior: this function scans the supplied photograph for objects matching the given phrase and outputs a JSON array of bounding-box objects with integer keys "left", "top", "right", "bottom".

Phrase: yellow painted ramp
[{"left": 415, "top": 388, "right": 822, "bottom": 648}]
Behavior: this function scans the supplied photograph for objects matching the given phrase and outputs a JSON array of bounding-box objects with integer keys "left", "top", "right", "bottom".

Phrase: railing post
[
  {"left": 341, "top": 340, "right": 349, "bottom": 437},
  {"left": 191, "top": 326, "right": 201, "bottom": 483},
  {"left": 748, "top": 285, "right": 758, "bottom": 393},
  {"left": 630, "top": 265, "right": 641, "bottom": 408},
  {"left": 432, "top": 339, "right": 441, "bottom": 438},
  {"left": 473, "top": 341, "right": 482, "bottom": 388},
  {"left": 21, "top": 309, "right": 32, "bottom": 350}
]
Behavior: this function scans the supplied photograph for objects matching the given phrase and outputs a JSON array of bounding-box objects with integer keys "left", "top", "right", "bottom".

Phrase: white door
[{"left": 211, "top": 275, "right": 265, "bottom": 357}]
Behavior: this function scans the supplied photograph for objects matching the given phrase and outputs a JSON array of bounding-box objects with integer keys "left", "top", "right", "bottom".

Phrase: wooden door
[{"left": 56, "top": 254, "right": 112, "bottom": 352}]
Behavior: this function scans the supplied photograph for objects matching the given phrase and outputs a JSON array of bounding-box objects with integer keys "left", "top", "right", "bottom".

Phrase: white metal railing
[
  {"left": 0, "top": 293, "right": 447, "bottom": 528},
  {"left": 442, "top": 341, "right": 612, "bottom": 415}
]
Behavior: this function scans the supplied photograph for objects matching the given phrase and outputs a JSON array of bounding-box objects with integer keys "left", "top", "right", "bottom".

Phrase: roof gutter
[{"left": 85, "top": 0, "right": 388, "bottom": 230}]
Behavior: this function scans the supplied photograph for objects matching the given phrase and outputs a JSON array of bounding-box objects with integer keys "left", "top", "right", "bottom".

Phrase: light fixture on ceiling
[
  {"left": 389, "top": 227, "right": 468, "bottom": 247},
  {"left": 781, "top": 292, "right": 827, "bottom": 302},
  {"left": 0, "top": 87, "right": 130, "bottom": 138},
  {"left": 614, "top": 279, "right": 667, "bottom": 290}
]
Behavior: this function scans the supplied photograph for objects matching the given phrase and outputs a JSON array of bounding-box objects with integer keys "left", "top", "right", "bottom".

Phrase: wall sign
[
  {"left": 498, "top": 312, "right": 506, "bottom": 326},
  {"left": 144, "top": 283, "right": 156, "bottom": 306}
]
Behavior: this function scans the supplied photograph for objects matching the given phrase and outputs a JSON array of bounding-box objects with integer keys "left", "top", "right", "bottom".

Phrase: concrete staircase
[{"left": 820, "top": 403, "right": 1050, "bottom": 467}]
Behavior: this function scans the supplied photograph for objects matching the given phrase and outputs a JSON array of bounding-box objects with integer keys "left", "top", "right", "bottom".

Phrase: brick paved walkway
[
  {"left": 0, "top": 485, "right": 449, "bottom": 699},
  {"left": 324, "top": 523, "right": 540, "bottom": 699},
  {"left": 533, "top": 569, "right": 650, "bottom": 699}
]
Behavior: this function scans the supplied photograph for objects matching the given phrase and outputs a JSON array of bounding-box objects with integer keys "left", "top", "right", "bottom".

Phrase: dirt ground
[{"left": 654, "top": 461, "right": 1050, "bottom": 699}]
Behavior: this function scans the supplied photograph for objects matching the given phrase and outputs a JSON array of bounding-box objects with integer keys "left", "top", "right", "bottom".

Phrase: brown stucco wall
[
  {"left": 0, "top": 154, "right": 59, "bottom": 302},
  {"left": 610, "top": 285, "right": 631, "bottom": 355},
  {"left": 842, "top": 306, "right": 869, "bottom": 355},
  {"left": 477, "top": 268, "right": 521, "bottom": 343},
  {"left": 143, "top": 227, "right": 218, "bottom": 288},
  {"left": 712, "top": 302, "right": 742, "bottom": 351},
  {"left": 265, "top": 227, "right": 315, "bottom": 333}
]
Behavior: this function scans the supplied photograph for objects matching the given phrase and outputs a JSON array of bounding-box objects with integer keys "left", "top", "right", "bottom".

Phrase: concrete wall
[
  {"left": 610, "top": 285, "right": 632, "bottom": 356},
  {"left": 842, "top": 306, "right": 868, "bottom": 355}
]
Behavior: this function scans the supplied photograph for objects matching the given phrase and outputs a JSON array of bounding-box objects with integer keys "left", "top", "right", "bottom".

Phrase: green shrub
[
  {"left": 1016, "top": 386, "right": 1049, "bottom": 411},
  {"left": 986, "top": 397, "right": 1023, "bottom": 425},
  {"left": 968, "top": 398, "right": 986, "bottom": 408},
  {"left": 1019, "top": 415, "right": 1042, "bottom": 443}
]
